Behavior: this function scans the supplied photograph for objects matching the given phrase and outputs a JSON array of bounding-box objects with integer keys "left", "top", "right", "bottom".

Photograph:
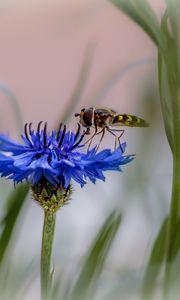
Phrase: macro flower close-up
[
  {"left": 0, "top": 121, "right": 135, "bottom": 299},
  {"left": 1, "top": 1, "right": 179, "bottom": 300},
  {"left": 0, "top": 122, "right": 135, "bottom": 188}
]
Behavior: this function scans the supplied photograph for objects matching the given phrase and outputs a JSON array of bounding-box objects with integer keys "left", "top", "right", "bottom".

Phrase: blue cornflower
[{"left": 0, "top": 122, "right": 135, "bottom": 188}]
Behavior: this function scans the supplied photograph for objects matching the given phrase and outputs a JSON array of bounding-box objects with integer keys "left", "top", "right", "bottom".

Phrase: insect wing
[{"left": 94, "top": 108, "right": 116, "bottom": 117}]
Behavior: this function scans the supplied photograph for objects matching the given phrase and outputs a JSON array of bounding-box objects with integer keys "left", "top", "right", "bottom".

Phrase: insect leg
[
  {"left": 87, "top": 127, "right": 106, "bottom": 151},
  {"left": 110, "top": 129, "right": 125, "bottom": 149},
  {"left": 84, "top": 127, "right": 97, "bottom": 144},
  {"left": 117, "top": 129, "right": 124, "bottom": 148},
  {"left": 106, "top": 127, "right": 124, "bottom": 151},
  {"left": 84, "top": 126, "right": 98, "bottom": 150},
  {"left": 106, "top": 129, "right": 118, "bottom": 150},
  {"left": 96, "top": 128, "right": 105, "bottom": 151}
]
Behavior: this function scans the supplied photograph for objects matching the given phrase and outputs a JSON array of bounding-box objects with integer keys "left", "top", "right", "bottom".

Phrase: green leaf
[
  {"left": 68, "top": 211, "right": 122, "bottom": 300},
  {"left": 0, "top": 260, "right": 37, "bottom": 300},
  {"left": 158, "top": 52, "right": 173, "bottom": 151},
  {"left": 161, "top": 11, "right": 180, "bottom": 86},
  {"left": 0, "top": 184, "right": 29, "bottom": 266},
  {"left": 165, "top": 0, "right": 180, "bottom": 42},
  {"left": 170, "top": 216, "right": 180, "bottom": 259},
  {"left": 158, "top": 8, "right": 180, "bottom": 150},
  {"left": 109, "top": 0, "right": 162, "bottom": 47},
  {"left": 142, "top": 217, "right": 168, "bottom": 299}
]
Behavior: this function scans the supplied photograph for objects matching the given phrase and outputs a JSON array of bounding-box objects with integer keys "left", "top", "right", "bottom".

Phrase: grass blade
[
  {"left": 69, "top": 211, "right": 121, "bottom": 300},
  {"left": 0, "top": 260, "right": 37, "bottom": 300},
  {"left": 158, "top": 52, "right": 173, "bottom": 150},
  {"left": 109, "top": 0, "right": 162, "bottom": 47},
  {"left": 142, "top": 217, "right": 168, "bottom": 299},
  {"left": 169, "top": 216, "right": 180, "bottom": 260},
  {"left": 0, "top": 183, "right": 29, "bottom": 265}
]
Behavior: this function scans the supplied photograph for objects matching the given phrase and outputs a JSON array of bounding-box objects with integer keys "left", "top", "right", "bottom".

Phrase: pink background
[
  {"left": 0, "top": 1, "right": 169, "bottom": 299},
  {"left": 0, "top": 0, "right": 164, "bottom": 132}
]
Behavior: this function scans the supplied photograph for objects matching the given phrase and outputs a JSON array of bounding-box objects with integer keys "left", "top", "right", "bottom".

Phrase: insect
[{"left": 75, "top": 107, "right": 149, "bottom": 150}]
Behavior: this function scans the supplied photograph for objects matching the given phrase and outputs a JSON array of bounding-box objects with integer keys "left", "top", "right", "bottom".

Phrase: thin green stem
[
  {"left": 41, "top": 210, "right": 56, "bottom": 300},
  {"left": 164, "top": 152, "right": 180, "bottom": 298}
]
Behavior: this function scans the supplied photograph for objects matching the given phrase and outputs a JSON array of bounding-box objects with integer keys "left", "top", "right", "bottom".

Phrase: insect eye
[
  {"left": 81, "top": 108, "right": 85, "bottom": 112},
  {"left": 83, "top": 109, "right": 93, "bottom": 126}
]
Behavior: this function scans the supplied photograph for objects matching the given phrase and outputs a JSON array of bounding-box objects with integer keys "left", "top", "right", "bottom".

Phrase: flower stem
[
  {"left": 164, "top": 151, "right": 180, "bottom": 298},
  {"left": 41, "top": 210, "right": 56, "bottom": 300}
]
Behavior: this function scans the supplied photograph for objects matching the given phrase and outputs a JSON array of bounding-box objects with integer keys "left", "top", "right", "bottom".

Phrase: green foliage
[
  {"left": 109, "top": 0, "right": 180, "bottom": 298},
  {"left": 0, "top": 184, "right": 29, "bottom": 266},
  {"left": 0, "top": 261, "right": 37, "bottom": 300},
  {"left": 142, "top": 217, "right": 168, "bottom": 299},
  {"left": 2, "top": 2, "right": 180, "bottom": 298},
  {"left": 109, "top": 0, "right": 180, "bottom": 152},
  {"left": 60, "top": 211, "right": 121, "bottom": 300},
  {"left": 158, "top": 52, "right": 173, "bottom": 150},
  {"left": 110, "top": 0, "right": 162, "bottom": 47},
  {"left": 172, "top": 216, "right": 180, "bottom": 259}
]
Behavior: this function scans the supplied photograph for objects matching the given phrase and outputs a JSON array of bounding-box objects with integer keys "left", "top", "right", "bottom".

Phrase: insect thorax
[{"left": 94, "top": 112, "right": 114, "bottom": 128}]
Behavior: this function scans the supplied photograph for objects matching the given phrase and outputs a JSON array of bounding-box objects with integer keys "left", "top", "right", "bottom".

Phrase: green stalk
[
  {"left": 164, "top": 153, "right": 180, "bottom": 298},
  {"left": 164, "top": 93, "right": 180, "bottom": 297},
  {"left": 41, "top": 210, "right": 56, "bottom": 300},
  {"left": 166, "top": 155, "right": 180, "bottom": 252}
]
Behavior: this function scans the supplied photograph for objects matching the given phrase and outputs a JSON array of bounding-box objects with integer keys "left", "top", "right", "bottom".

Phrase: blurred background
[{"left": 0, "top": 0, "right": 171, "bottom": 299}]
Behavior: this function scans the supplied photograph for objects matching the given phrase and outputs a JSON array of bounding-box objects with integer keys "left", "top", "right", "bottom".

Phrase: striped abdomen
[{"left": 111, "top": 114, "right": 149, "bottom": 127}]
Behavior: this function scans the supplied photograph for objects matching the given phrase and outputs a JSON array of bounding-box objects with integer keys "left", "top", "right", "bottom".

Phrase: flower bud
[{"left": 32, "top": 179, "right": 72, "bottom": 212}]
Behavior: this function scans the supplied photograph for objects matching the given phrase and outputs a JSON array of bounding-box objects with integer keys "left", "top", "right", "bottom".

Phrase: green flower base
[{"left": 32, "top": 179, "right": 72, "bottom": 212}]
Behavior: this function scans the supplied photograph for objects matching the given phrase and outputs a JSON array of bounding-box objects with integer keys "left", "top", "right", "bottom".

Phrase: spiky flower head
[{"left": 0, "top": 122, "right": 135, "bottom": 211}]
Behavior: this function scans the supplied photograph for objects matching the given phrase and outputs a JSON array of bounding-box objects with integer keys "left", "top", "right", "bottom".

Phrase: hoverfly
[{"left": 75, "top": 107, "right": 149, "bottom": 150}]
